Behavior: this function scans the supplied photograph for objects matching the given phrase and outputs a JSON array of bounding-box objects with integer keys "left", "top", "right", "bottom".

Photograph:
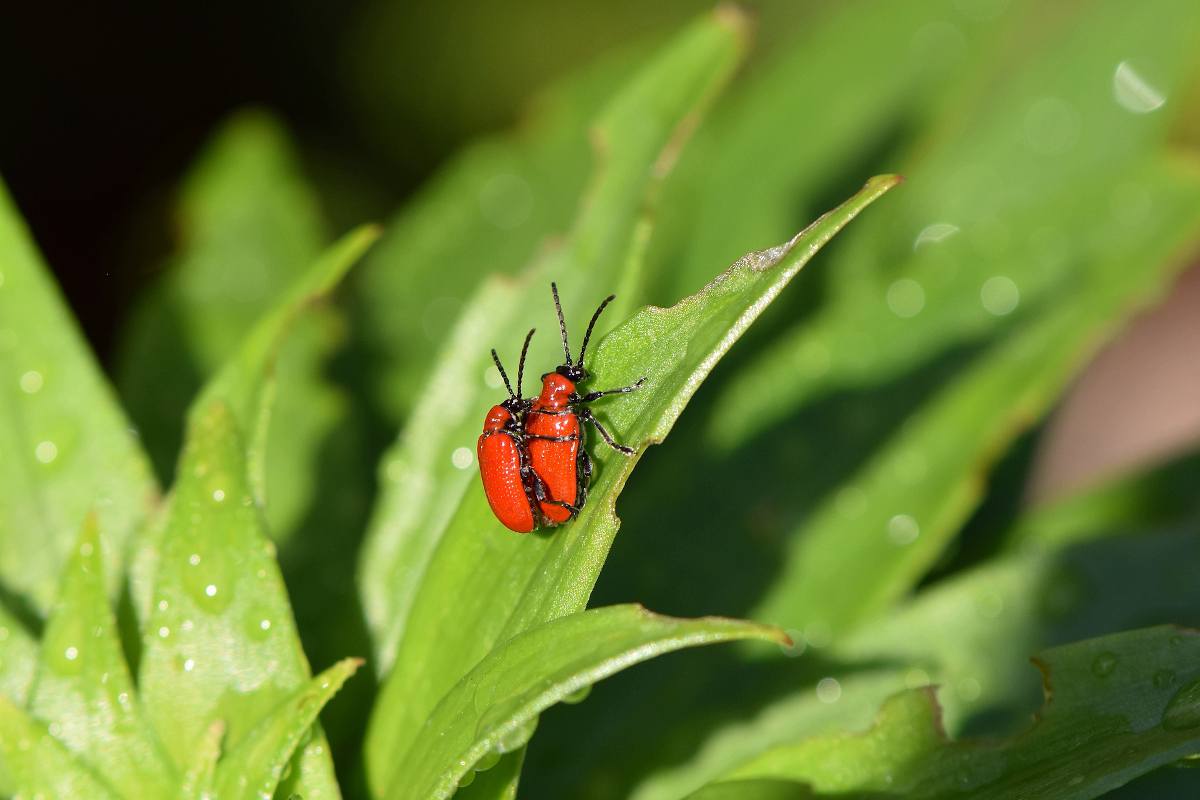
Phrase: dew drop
[
  {"left": 886, "top": 279, "right": 925, "bottom": 318},
  {"left": 913, "top": 221, "right": 960, "bottom": 250},
  {"left": 158, "top": 626, "right": 170, "bottom": 639},
  {"left": 957, "top": 677, "right": 982, "bottom": 702},
  {"left": 483, "top": 365, "right": 504, "bottom": 390},
  {"left": 1155, "top": 670, "right": 1177, "bottom": 689},
  {"left": 803, "top": 622, "right": 832, "bottom": 649},
  {"left": 495, "top": 717, "right": 538, "bottom": 754},
  {"left": 779, "top": 630, "right": 807, "bottom": 659},
  {"left": 980, "top": 276, "right": 1019, "bottom": 316},
  {"left": 451, "top": 447, "right": 474, "bottom": 470},
  {"left": 64, "top": 646, "right": 78, "bottom": 661},
  {"left": 475, "top": 749, "right": 502, "bottom": 772},
  {"left": 887, "top": 514, "right": 920, "bottom": 546},
  {"left": 1092, "top": 652, "right": 1118, "bottom": 677},
  {"left": 905, "top": 668, "right": 932, "bottom": 689},
  {"left": 204, "top": 584, "right": 218, "bottom": 597},
  {"left": 1163, "top": 679, "right": 1200, "bottom": 731},
  {"left": 34, "top": 441, "right": 58, "bottom": 464},
  {"left": 19, "top": 370, "right": 43, "bottom": 394},
  {"left": 211, "top": 488, "right": 226, "bottom": 503},
  {"left": 1113, "top": 61, "right": 1166, "bottom": 114},
  {"left": 188, "top": 554, "right": 201, "bottom": 566},
  {"left": 816, "top": 677, "right": 842, "bottom": 704},
  {"left": 457, "top": 770, "right": 476, "bottom": 788},
  {"left": 157, "top": 599, "right": 169, "bottom": 612},
  {"left": 561, "top": 684, "right": 592, "bottom": 705},
  {"left": 245, "top": 608, "right": 274, "bottom": 641}
]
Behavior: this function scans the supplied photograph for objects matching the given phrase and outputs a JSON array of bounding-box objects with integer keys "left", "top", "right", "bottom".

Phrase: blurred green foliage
[{"left": 3, "top": 1, "right": 1200, "bottom": 799}]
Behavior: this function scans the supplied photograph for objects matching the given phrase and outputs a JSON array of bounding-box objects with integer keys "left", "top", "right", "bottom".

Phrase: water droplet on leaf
[
  {"left": 1163, "top": 678, "right": 1200, "bottom": 730},
  {"left": 1092, "top": 652, "right": 1118, "bottom": 677}
]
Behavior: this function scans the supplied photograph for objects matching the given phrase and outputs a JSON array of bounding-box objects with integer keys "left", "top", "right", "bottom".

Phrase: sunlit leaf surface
[{"left": 0, "top": 179, "right": 157, "bottom": 615}]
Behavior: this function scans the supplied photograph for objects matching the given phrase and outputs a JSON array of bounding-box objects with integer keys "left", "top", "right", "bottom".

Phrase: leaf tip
[
  {"left": 866, "top": 173, "right": 904, "bottom": 195},
  {"left": 713, "top": 3, "right": 754, "bottom": 42}
]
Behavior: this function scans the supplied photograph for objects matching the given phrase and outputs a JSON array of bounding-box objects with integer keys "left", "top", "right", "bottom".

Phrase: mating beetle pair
[{"left": 478, "top": 283, "right": 644, "bottom": 533}]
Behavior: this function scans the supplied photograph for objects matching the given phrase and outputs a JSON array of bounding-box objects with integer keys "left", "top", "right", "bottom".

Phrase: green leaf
[
  {"left": 701, "top": 2, "right": 1200, "bottom": 431},
  {"left": 116, "top": 117, "right": 378, "bottom": 703},
  {"left": 351, "top": 38, "right": 653, "bottom": 423},
  {"left": 0, "top": 693, "right": 120, "bottom": 799},
  {"left": 0, "top": 604, "right": 36, "bottom": 793},
  {"left": 213, "top": 657, "right": 361, "bottom": 800},
  {"left": 180, "top": 720, "right": 224, "bottom": 800},
  {"left": 138, "top": 399, "right": 353, "bottom": 798},
  {"left": 385, "top": 604, "right": 785, "bottom": 799},
  {"left": 1003, "top": 452, "right": 1200, "bottom": 552},
  {"left": 29, "top": 516, "right": 176, "bottom": 796},
  {"left": 0, "top": 603, "right": 36, "bottom": 704},
  {"left": 694, "top": 0, "right": 1200, "bottom": 642},
  {"left": 747, "top": 156, "right": 1200, "bottom": 634},
  {"left": 624, "top": 524, "right": 1200, "bottom": 800},
  {"left": 197, "top": 223, "right": 379, "bottom": 451},
  {"left": 686, "top": 779, "right": 814, "bottom": 800},
  {"left": 115, "top": 110, "right": 329, "bottom": 488},
  {"left": 359, "top": 6, "right": 750, "bottom": 674},
  {"left": 721, "top": 626, "right": 1200, "bottom": 798},
  {"left": 526, "top": 4, "right": 1200, "bottom": 792},
  {"left": 365, "top": 174, "right": 898, "bottom": 792},
  {"left": 454, "top": 747, "right": 526, "bottom": 800},
  {"left": 653, "top": 0, "right": 999, "bottom": 301},
  {"left": 0, "top": 177, "right": 157, "bottom": 615},
  {"left": 129, "top": 224, "right": 378, "bottom": 622}
]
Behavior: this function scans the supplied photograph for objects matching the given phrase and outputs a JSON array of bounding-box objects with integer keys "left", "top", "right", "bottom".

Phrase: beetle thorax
[
  {"left": 536, "top": 373, "right": 576, "bottom": 410},
  {"left": 482, "top": 404, "right": 513, "bottom": 432}
]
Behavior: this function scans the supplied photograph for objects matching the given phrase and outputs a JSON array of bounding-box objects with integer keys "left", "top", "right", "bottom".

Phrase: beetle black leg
[
  {"left": 579, "top": 445, "right": 592, "bottom": 485},
  {"left": 577, "top": 377, "right": 646, "bottom": 404},
  {"left": 527, "top": 466, "right": 580, "bottom": 517},
  {"left": 576, "top": 446, "right": 591, "bottom": 511},
  {"left": 577, "top": 408, "right": 635, "bottom": 455}
]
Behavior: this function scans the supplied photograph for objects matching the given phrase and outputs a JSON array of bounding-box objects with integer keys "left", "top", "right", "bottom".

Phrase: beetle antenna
[
  {"left": 516, "top": 327, "right": 535, "bottom": 398},
  {"left": 551, "top": 282, "right": 572, "bottom": 365},
  {"left": 578, "top": 294, "right": 615, "bottom": 365},
  {"left": 491, "top": 348, "right": 515, "bottom": 400}
]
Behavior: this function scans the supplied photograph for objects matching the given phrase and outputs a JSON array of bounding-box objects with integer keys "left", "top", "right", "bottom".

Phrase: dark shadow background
[{"left": 0, "top": 0, "right": 725, "bottom": 361}]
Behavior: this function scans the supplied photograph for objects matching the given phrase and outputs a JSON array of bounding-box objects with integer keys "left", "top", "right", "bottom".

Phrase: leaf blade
[
  {"left": 30, "top": 517, "right": 176, "bottom": 797},
  {"left": 723, "top": 626, "right": 1200, "bottom": 799},
  {"left": 365, "top": 174, "right": 898, "bottom": 791},
  {"left": 0, "top": 178, "right": 157, "bottom": 615},
  {"left": 214, "top": 657, "right": 361, "bottom": 800},
  {"left": 386, "top": 604, "right": 785, "bottom": 799}
]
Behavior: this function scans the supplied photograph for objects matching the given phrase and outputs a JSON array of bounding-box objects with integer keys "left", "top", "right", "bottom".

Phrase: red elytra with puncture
[
  {"left": 524, "top": 283, "right": 645, "bottom": 525},
  {"left": 477, "top": 329, "right": 541, "bottom": 533}
]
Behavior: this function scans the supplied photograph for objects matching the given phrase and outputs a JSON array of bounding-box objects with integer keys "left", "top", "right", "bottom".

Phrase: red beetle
[
  {"left": 525, "top": 283, "right": 645, "bottom": 525},
  {"left": 477, "top": 329, "right": 543, "bottom": 533}
]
